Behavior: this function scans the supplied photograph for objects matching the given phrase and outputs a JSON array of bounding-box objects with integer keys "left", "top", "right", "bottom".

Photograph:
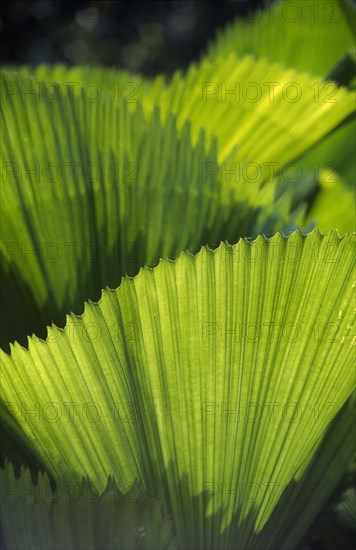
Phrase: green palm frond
[
  {"left": 1, "top": 69, "right": 313, "bottom": 350},
  {"left": 1, "top": 230, "right": 354, "bottom": 549},
  {"left": 207, "top": 0, "right": 354, "bottom": 80}
]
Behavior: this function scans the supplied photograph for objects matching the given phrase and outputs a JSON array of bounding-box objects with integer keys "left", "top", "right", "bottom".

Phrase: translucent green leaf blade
[
  {"left": 0, "top": 69, "right": 314, "bottom": 350},
  {"left": 207, "top": 0, "right": 354, "bottom": 79},
  {"left": 0, "top": 73, "right": 233, "bottom": 346},
  {"left": 1, "top": 230, "right": 354, "bottom": 548},
  {"left": 141, "top": 54, "right": 356, "bottom": 176}
]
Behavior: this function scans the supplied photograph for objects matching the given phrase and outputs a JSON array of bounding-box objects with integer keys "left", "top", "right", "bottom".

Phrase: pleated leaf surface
[{"left": 1, "top": 230, "right": 355, "bottom": 549}]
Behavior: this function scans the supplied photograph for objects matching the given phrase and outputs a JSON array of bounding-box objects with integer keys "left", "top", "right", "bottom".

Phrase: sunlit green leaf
[{"left": 1, "top": 230, "right": 354, "bottom": 549}]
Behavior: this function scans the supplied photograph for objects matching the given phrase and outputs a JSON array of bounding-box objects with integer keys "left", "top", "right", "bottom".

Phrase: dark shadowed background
[{"left": 0, "top": 0, "right": 269, "bottom": 75}]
